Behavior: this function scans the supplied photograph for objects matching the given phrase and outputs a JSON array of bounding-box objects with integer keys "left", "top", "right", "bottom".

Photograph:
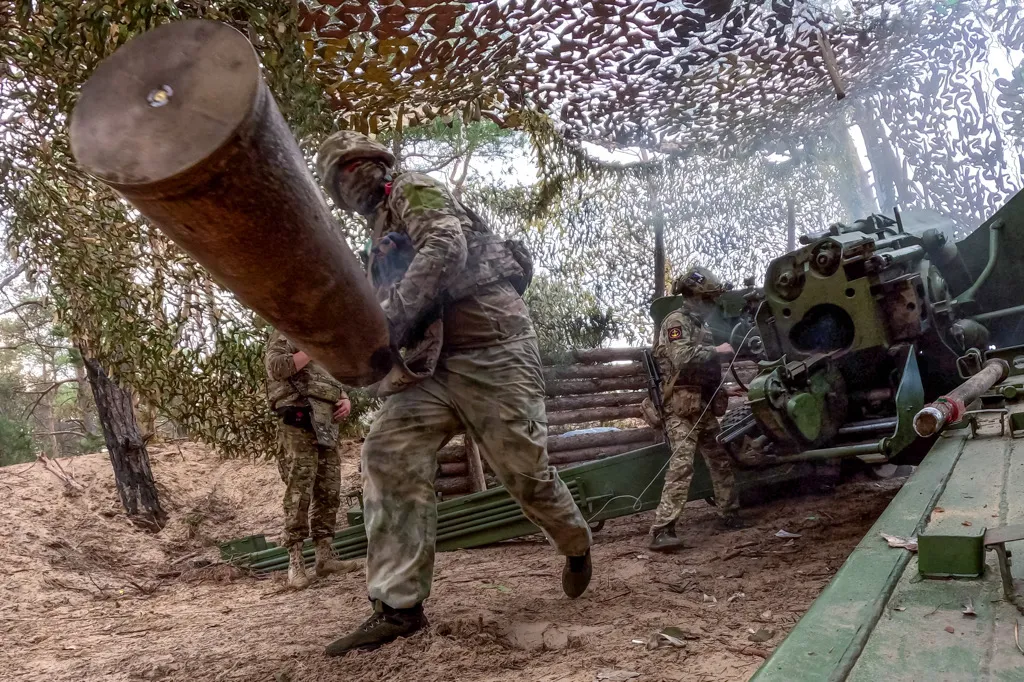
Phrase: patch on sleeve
[
  {"left": 401, "top": 183, "right": 448, "bottom": 213},
  {"left": 667, "top": 325, "right": 683, "bottom": 341}
]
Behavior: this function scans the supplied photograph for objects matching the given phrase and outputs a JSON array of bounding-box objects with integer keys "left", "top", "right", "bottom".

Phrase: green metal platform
[{"left": 753, "top": 414, "right": 1024, "bottom": 681}]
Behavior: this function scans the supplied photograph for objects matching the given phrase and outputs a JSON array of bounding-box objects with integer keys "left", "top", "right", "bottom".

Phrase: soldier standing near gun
[
  {"left": 316, "top": 131, "right": 593, "bottom": 656},
  {"left": 648, "top": 267, "right": 748, "bottom": 552},
  {"left": 265, "top": 328, "right": 355, "bottom": 588}
]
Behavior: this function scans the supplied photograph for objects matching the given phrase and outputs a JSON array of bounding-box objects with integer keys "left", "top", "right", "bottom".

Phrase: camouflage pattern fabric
[
  {"left": 361, "top": 337, "right": 592, "bottom": 609},
  {"left": 265, "top": 329, "right": 346, "bottom": 447},
  {"left": 651, "top": 411, "right": 738, "bottom": 531},
  {"left": 367, "top": 171, "right": 525, "bottom": 349},
  {"left": 651, "top": 302, "right": 738, "bottom": 529},
  {"left": 278, "top": 422, "right": 342, "bottom": 545}
]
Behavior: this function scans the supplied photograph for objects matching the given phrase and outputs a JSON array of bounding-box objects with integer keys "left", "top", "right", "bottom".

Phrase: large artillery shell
[{"left": 70, "top": 20, "right": 391, "bottom": 386}]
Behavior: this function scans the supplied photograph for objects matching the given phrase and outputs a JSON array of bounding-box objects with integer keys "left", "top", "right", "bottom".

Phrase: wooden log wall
[{"left": 432, "top": 348, "right": 758, "bottom": 497}]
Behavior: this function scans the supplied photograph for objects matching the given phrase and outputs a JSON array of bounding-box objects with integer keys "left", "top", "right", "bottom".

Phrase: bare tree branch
[
  {"left": 0, "top": 299, "right": 44, "bottom": 316},
  {"left": 22, "top": 379, "right": 78, "bottom": 418},
  {"left": 0, "top": 264, "right": 27, "bottom": 292}
]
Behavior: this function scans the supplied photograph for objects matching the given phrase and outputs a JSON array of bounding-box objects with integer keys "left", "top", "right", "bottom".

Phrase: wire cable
[{"left": 584, "top": 326, "right": 758, "bottom": 522}]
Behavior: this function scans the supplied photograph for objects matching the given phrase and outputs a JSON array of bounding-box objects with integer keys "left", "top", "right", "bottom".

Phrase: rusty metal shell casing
[{"left": 69, "top": 20, "right": 390, "bottom": 386}]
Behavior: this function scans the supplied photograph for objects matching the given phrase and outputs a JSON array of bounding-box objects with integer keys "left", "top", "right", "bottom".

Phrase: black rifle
[{"left": 642, "top": 349, "right": 670, "bottom": 443}]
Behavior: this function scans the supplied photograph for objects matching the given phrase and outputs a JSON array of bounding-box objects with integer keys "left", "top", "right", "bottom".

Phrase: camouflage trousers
[
  {"left": 277, "top": 423, "right": 341, "bottom": 545},
  {"left": 651, "top": 410, "right": 738, "bottom": 531},
  {"left": 362, "top": 337, "right": 593, "bottom": 609}
]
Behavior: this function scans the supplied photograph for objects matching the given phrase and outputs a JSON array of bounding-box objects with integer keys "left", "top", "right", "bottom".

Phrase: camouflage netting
[
  {"left": 3, "top": 0, "right": 1022, "bottom": 457},
  {"left": 300, "top": 0, "right": 1022, "bottom": 158}
]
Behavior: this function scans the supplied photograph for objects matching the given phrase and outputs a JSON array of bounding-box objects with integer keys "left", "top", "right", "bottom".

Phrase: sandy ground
[{"left": 0, "top": 444, "right": 904, "bottom": 682}]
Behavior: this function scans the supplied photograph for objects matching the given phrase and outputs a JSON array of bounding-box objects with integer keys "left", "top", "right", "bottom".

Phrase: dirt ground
[{"left": 0, "top": 443, "right": 905, "bottom": 682}]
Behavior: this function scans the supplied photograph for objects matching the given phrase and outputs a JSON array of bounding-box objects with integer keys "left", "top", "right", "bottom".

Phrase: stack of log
[
  {"left": 432, "top": 348, "right": 761, "bottom": 497},
  {"left": 434, "top": 348, "right": 644, "bottom": 497}
]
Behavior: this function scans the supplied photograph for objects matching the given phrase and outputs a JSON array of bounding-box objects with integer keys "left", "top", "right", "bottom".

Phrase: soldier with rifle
[
  {"left": 648, "top": 267, "right": 748, "bottom": 552},
  {"left": 264, "top": 327, "right": 355, "bottom": 588},
  {"left": 315, "top": 131, "right": 593, "bottom": 656}
]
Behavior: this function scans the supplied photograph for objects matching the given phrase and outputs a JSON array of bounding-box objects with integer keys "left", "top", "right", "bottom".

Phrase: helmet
[
  {"left": 672, "top": 265, "right": 725, "bottom": 298},
  {"left": 316, "top": 131, "right": 396, "bottom": 204}
]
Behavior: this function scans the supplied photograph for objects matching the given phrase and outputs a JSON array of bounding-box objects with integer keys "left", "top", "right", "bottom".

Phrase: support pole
[{"left": 465, "top": 437, "right": 487, "bottom": 493}]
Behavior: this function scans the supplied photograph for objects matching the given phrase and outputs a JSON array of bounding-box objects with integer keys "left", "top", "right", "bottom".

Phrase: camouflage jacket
[
  {"left": 367, "top": 172, "right": 533, "bottom": 396},
  {"left": 264, "top": 329, "right": 346, "bottom": 446},
  {"left": 654, "top": 305, "right": 723, "bottom": 416}
]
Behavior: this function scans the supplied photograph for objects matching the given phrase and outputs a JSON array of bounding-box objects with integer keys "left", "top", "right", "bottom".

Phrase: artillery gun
[{"left": 654, "top": 190, "right": 1024, "bottom": 481}]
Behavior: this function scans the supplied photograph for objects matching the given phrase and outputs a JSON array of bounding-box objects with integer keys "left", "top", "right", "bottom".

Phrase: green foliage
[
  {"left": 1, "top": 1, "right": 335, "bottom": 459},
  {"left": 0, "top": 414, "right": 35, "bottom": 467},
  {"left": 524, "top": 276, "right": 620, "bottom": 356}
]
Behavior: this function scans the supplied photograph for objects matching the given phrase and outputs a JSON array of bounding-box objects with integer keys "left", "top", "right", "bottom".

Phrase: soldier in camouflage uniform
[
  {"left": 316, "top": 131, "right": 593, "bottom": 656},
  {"left": 648, "top": 266, "right": 748, "bottom": 552},
  {"left": 265, "top": 328, "right": 356, "bottom": 588}
]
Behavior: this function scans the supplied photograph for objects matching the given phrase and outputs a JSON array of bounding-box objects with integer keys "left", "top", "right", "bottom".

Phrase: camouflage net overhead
[{"left": 298, "top": 0, "right": 1022, "bottom": 156}]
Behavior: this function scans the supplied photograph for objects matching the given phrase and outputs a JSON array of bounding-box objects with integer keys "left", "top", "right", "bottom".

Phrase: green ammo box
[
  {"left": 917, "top": 526, "right": 986, "bottom": 578},
  {"left": 219, "top": 534, "right": 272, "bottom": 561}
]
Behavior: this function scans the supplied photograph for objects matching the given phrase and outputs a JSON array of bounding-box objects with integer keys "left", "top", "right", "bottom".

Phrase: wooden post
[{"left": 465, "top": 436, "right": 487, "bottom": 493}]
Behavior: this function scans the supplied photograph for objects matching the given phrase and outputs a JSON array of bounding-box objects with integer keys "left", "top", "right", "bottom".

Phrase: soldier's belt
[{"left": 276, "top": 406, "right": 314, "bottom": 432}]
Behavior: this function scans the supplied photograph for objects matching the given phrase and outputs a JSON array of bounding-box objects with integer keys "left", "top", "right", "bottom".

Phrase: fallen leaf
[
  {"left": 661, "top": 626, "right": 701, "bottom": 641},
  {"left": 647, "top": 630, "right": 687, "bottom": 649},
  {"left": 894, "top": 607, "right": 907, "bottom": 612},
  {"left": 748, "top": 628, "right": 775, "bottom": 643},
  {"left": 945, "top": 626, "right": 955, "bottom": 634},
  {"left": 775, "top": 529, "right": 801, "bottom": 539},
  {"left": 880, "top": 532, "right": 919, "bottom": 552},
  {"left": 934, "top": 507, "right": 945, "bottom": 513},
  {"left": 702, "top": 593, "right": 718, "bottom": 604},
  {"left": 596, "top": 670, "right": 640, "bottom": 682},
  {"left": 963, "top": 599, "right": 976, "bottom": 617},
  {"left": 962, "top": 521, "right": 973, "bottom": 527}
]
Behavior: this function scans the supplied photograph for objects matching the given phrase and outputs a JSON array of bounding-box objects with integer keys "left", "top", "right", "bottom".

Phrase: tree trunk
[
  {"left": 649, "top": 174, "right": 666, "bottom": 346},
  {"left": 785, "top": 197, "right": 796, "bottom": 253},
  {"left": 852, "top": 101, "right": 907, "bottom": 214},
  {"left": 833, "top": 118, "right": 877, "bottom": 217},
  {"left": 36, "top": 363, "right": 60, "bottom": 457},
  {"left": 74, "top": 361, "right": 100, "bottom": 438},
  {"left": 82, "top": 354, "right": 167, "bottom": 530}
]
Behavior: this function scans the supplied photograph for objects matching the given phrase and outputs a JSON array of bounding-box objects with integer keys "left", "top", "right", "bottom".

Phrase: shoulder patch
[
  {"left": 667, "top": 325, "right": 683, "bottom": 341},
  {"left": 400, "top": 182, "right": 448, "bottom": 213}
]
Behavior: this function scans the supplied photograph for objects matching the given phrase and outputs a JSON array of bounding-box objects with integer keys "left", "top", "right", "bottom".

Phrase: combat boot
[
  {"left": 314, "top": 538, "right": 358, "bottom": 577},
  {"left": 648, "top": 525, "right": 686, "bottom": 552},
  {"left": 324, "top": 600, "right": 427, "bottom": 657},
  {"left": 562, "top": 549, "right": 592, "bottom": 599},
  {"left": 287, "top": 542, "right": 310, "bottom": 589},
  {"left": 714, "top": 514, "right": 751, "bottom": 531}
]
